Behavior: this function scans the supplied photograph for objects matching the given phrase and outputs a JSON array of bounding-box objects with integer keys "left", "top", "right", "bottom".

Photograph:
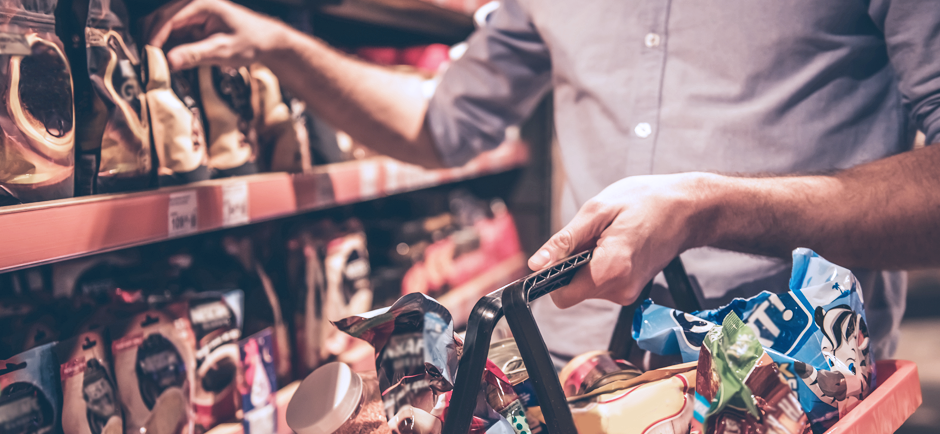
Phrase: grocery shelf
[{"left": 0, "top": 140, "right": 528, "bottom": 273}]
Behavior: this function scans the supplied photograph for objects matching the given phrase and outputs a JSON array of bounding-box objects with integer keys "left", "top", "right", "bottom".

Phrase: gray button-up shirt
[{"left": 426, "top": 0, "right": 940, "bottom": 362}]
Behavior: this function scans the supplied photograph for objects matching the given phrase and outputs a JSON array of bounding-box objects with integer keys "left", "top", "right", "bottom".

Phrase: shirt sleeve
[
  {"left": 870, "top": 0, "right": 940, "bottom": 145},
  {"left": 426, "top": 0, "right": 552, "bottom": 167}
]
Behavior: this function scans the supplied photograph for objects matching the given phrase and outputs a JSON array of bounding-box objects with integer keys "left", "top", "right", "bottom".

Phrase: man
[{"left": 150, "top": 0, "right": 940, "bottom": 362}]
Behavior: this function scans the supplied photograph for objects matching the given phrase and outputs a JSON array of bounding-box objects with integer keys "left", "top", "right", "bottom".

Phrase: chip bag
[{"left": 633, "top": 249, "right": 874, "bottom": 432}]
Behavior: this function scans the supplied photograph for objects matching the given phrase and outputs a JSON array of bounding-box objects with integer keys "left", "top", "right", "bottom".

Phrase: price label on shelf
[
  {"left": 222, "top": 182, "right": 249, "bottom": 227},
  {"left": 168, "top": 191, "right": 198, "bottom": 237}
]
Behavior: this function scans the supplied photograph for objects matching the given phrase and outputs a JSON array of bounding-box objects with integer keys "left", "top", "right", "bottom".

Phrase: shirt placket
[{"left": 627, "top": 0, "right": 671, "bottom": 176}]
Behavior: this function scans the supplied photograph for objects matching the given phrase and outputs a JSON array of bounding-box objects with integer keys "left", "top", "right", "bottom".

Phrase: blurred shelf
[
  {"left": 0, "top": 140, "right": 528, "bottom": 273},
  {"left": 312, "top": 0, "right": 475, "bottom": 47}
]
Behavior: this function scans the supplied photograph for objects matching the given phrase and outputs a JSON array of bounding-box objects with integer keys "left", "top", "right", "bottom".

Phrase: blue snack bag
[{"left": 633, "top": 248, "right": 874, "bottom": 433}]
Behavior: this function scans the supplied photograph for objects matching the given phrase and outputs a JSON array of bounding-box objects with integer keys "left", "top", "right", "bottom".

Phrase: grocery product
[
  {"left": 62, "top": 0, "right": 149, "bottom": 195},
  {"left": 287, "top": 361, "right": 390, "bottom": 434},
  {"left": 110, "top": 304, "right": 195, "bottom": 434},
  {"left": 250, "top": 64, "right": 311, "bottom": 173},
  {"left": 633, "top": 248, "right": 874, "bottom": 432},
  {"left": 558, "top": 350, "right": 642, "bottom": 398},
  {"left": 143, "top": 47, "right": 209, "bottom": 186},
  {"left": 199, "top": 65, "right": 258, "bottom": 178},
  {"left": 695, "top": 312, "right": 808, "bottom": 434},
  {"left": 286, "top": 228, "right": 326, "bottom": 377},
  {"left": 322, "top": 227, "right": 374, "bottom": 358},
  {"left": 187, "top": 291, "right": 244, "bottom": 432},
  {"left": 0, "top": 343, "right": 60, "bottom": 434},
  {"left": 483, "top": 361, "right": 531, "bottom": 434},
  {"left": 56, "top": 329, "right": 123, "bottom": 434},
  {"left": 0, "top": 0, "right": 74, "bottom": 205},
  {"left": 239, "top": 328, "right": 278, "bottom": 434}
]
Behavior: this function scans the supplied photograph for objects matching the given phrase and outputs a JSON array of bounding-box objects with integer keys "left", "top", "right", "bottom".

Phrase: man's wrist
[{"left": 676, "top": 172, "right": 736, "bottom": 250}]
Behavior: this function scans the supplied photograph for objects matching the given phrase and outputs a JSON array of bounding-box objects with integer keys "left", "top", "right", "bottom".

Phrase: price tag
[
  {"left": 222, "top": 182, "right": 249, "bottom": 227},
  {"left": 168, "top": 191, "right": 198, "bottom": 237}
]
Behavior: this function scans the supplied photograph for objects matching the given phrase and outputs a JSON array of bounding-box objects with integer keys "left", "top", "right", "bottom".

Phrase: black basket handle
[{"left": 443, "top": 251, "right": 698, "bottom": 434}]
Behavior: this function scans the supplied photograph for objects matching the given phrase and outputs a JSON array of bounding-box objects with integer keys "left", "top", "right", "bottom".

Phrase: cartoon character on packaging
[{"left": 794, "top": 305, "right": 871, "bottom": 412}]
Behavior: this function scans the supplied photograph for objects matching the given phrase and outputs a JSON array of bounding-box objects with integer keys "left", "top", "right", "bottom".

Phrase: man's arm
[
  {"left": 148, "top": 0, "right": 443, "bottom": 168},
  {"left": 530, "top": 143, "right": 940, "bottom": 309}
]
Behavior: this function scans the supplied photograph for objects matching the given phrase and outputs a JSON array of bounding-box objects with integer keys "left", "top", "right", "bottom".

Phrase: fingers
[
  {"left": 165, "top": 34, "right": 232, "bottom": 70},
  {"left": 528, "top": 201, "right": 614, "bottom": 270},
  {"left": 549, "top": 243, "right": 646, "bottom": 309},
  {"left": 549, "top": 266, "right": 595, "bottom": 309},
  {"left": 149, "top": 0, "right": 219, "bottom": 49}
]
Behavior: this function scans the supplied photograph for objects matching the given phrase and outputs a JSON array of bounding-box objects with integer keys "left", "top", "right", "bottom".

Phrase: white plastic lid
[{"left": 287, "top": 362, "right": 363, "bottom": 434}]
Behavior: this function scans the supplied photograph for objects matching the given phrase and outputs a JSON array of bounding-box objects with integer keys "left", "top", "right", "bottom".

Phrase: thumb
[
  {"left": 165, "top": 34, "right": 232, "bottom": 70},
  {"left": 528, "top": 210, "right": 607, "bottom": 270}
]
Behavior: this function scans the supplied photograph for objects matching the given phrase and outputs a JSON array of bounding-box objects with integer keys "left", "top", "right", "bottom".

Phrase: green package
[{"left": 702, "top": 312, "right": 762, "bottom": 424}]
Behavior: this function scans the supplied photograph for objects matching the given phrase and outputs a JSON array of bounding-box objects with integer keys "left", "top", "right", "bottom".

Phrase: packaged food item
[
  {"left": 250, "top": 64, "right": 310, "bottom": 173},
  {"left": 487, "top": 338, "right": 543, "bottom": 433},
  {"left": 56, "top": 328, "right": 123, "bottom": 434},
  {"left": 558, "top": 350, "right": 642, "bottom": 398},
  {"left": 286, "top": 361, "right": 390, "bottom": 434},
  {"left": 696, "top": 312, "right": 808, "bottom": 434},
  {"left": 633, "top": 248, "right": 873, "bottom": 432},
  {"left": 0, "top": 0, "right": 74, "bottom": 205},
  {"left": 334, "top": 293, "right": 457, "bottom": 422},
  {"left": 199, "top": 65, "right": 258, "bottom": 178},
  {"left": 239, "top": 328, "right": 277, "bottom": 434},
  {"left": 0, "top": 343, "right": 60, "bottom": 434},
  {"left": 566, "top": 362, "right": 697, "bottom": 434},
  {"left": 110, "top": 304, "right": 196, "bottom": 434},
  {"left": 63, "top": 0, "right": 149, "bottom": 195},
  {"left": 483, "top": 361, "right": 531, "bottom": 434},
  {"left": 187, "top": 291, "right": 243, "bottom": 432},
  {"left": 143, "top": 47, "right": 209, "bottom": 186},
  {"left": 322, "top": 227, "right": 373, "bottom": 358},
  {"left": 286, "top": 229, "right": 326, "bottom": 377}
]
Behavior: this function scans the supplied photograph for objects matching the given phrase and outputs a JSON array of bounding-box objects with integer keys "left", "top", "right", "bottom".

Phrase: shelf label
[
  {"left": 222, "top": 182, "right": 249, "bottom": 227},
  {"left": 168, "top": 191, "right": 198, "bottom": 237}
]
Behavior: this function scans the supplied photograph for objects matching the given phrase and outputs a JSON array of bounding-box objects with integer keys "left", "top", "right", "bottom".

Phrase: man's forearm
[
  {"left": 260, "top": 26, "right": 444, "bottom": 168},
  {"left": 701, "top": 143, "right": 940, "bottom": 269}
]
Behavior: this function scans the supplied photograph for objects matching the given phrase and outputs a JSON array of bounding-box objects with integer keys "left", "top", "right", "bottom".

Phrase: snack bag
[
  {"left": 61, "top": 0, "right": 149, "bottom": 195},
  {"left": 239, "top": 328, "right": 277, "bottom": 434},
  {"left": 322, "top": 228, "right": 374, "bottom": 358},
  {"left": 199, "top": 65, "right": 258, "bottom": 178},
  {"left": 633, "top": 248, "right": 873, "bottom": 432},
  {"left": 110, "top": 304, "right": 196, "bottom": 434},
  {"left": 250, "top": 64, "right": 310, "bottom": 173},
  {"left": 285, "top": 228, "right": 326, "bottom": 376},
  {"left": 143, "top": 47, "right": 209, "bottom": 186},
  {"left": 0, "top": 0, "right": 74, "bottom": 205},
  {"left": 0, "top": 343, "right": 60, "bottom": 434},
  {"left": 335, "top": 292, "right": 457, "bottom": 423},
  {"left": 695, "top": 312, "right": 808, "bottom": 434},
  {"left": 187, "top": 291, "right": 243, "bottom": 432},
  {"left": 56, "top": 329, "right": 123, "bottom": 434}
]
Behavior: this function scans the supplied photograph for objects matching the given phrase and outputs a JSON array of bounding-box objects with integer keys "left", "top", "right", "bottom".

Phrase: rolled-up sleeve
[
  {"left": 426, "top": 0, "right": 552, "bottom": 167},
  {"left": 871, "top": 0, "right": 940, "bottom": 145}
]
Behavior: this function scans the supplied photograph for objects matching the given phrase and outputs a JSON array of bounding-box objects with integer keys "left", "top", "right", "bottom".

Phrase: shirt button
[
  {"left": 644, "top": 33, "right": 661, "bottom": 48},
  {"left": 635, "top": 122, "right": 652, "bottom": 138}
]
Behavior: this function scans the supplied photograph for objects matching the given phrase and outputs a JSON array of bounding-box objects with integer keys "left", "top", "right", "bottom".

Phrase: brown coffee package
[
  {"left": 110, "top": 304, "right": 196, "bottom": 434},
  {"left": 250, "top": 63, "right": 310, "bottom": 173},
  {"left": 56, "top": 329, "right": 123, "bottom": 434},
  {"left": 0, "top": 0, "right": 74, "bottom": 205},
  {"left": 143, "top": 46, "right": 209, "bottom": 186},
  {"left": 187, "top": 291, "right": 243, "bottom": 432},
  {"left": 199, "top": 65, "right": 258, "bottom": 178}
]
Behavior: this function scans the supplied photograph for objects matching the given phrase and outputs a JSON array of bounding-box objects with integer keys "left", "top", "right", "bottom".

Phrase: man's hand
[
  {"left": 528, "top": 173, "right": 718, "bottom": 309},
  {"left": 148, "top": 0, "right": 290, "bottom": 71}
]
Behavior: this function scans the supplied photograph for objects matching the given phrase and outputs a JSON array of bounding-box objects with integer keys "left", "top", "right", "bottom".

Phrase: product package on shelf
[
  {"left": 110, "top": 304, "right": 196, "bottom": 434},
  {"left": 0, "top": 343, "right": 61, "bottom": 434},
  {"left": 250, "top": 64, "right": 311, "bottom": 173},
  {"left": 199, "top": 65, "right": 258, "bottom": 178},
  {"left": 187, "top": 290, "right": 244, "bottom": 433},
  {"left": 239, "top": 328, "right": 277, "bottom": 434},
  {"left": 60, "top": 0, "right": 150, "bottom": 195},
  {"left": 143, "top": 48, "right": 210, "bottom": 186},
  {"left": 56, "top": 328, "right": 124, "bottom": 434},
  {"left": 633, "top": 248, "right": 875, "bottom": 433},
  {"left": 0, "top": 0, "right": 74, "bottom": 205}
]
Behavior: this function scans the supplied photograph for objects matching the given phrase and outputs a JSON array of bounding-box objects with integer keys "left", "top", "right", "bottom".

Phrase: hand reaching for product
[
  {"left": 147, "top": 0, "right": 289, "bottom": 71},
  {"left": 527, "top": 172, "right": 716, "bottom": 309}
]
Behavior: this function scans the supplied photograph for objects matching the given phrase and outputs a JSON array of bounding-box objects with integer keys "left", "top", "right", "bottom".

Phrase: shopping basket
[{"left": 442, "top": 251, "right": 923, "bottom": 434}]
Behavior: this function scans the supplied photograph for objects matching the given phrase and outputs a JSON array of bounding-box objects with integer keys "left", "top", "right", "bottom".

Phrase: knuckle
[{"left": 553, "top": 229, "right": 574, "bottom": 253}]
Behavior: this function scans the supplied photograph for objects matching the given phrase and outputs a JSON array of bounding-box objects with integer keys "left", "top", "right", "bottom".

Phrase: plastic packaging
[
  {"left": 187, "top": 291, "right": 244, "bottom": 432},
  {"left": 633, "top": 248, "right": 874, "bottom": 432},
  {"left": 250, "top": 64, "right": 310, "bottom": 173},
  {"left": 199, "top": 65, "right": 258, "bottom": 178},
  {"left": 0, "top": 343, "right": 60, "bottom": 434},
  {"left": 239, "top": 328, "right": 278, "bottom": 434},
  {"left": 110, "top": 304, "right": 195, "bottom": 434},
  {"left": 56, "top": 329, "right": 123, "bottom": 434},
  {"left": 0, "top": 0, "right": 74, "bottom": 205}
]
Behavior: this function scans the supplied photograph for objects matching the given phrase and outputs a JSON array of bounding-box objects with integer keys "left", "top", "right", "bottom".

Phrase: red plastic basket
[{"left": 823, "top": 360, "right": 922, "bottom": 434}]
